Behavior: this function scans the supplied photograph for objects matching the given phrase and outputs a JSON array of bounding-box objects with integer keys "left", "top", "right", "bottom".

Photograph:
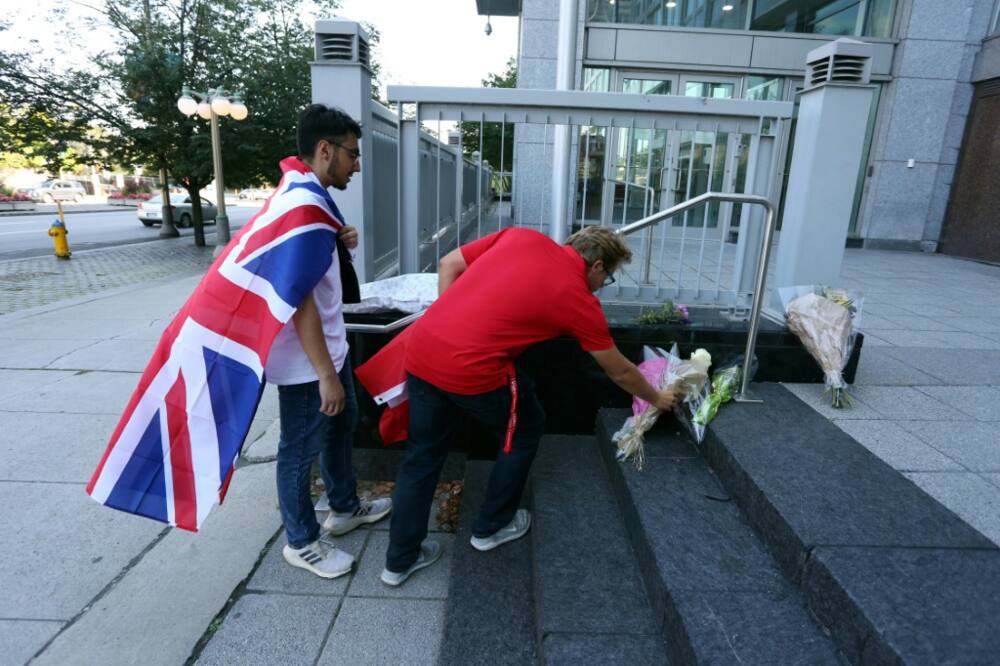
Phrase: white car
[{"left": 137, "top": 195, "right": 218, "bottom": 228}]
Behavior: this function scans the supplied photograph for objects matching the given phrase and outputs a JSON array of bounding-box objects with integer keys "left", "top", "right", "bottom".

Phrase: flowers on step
[
  {"left": 690, "top": 362, "right": 742, "bottom": 442},
  {"left": 780, "top": 285, "right": 864, "bottom": 409},
  {"left": 613, "top": 346, "right": 711, "bottom": 470},
  {"left": 636, "top": 300, "right": 691, "bottom": 325}
]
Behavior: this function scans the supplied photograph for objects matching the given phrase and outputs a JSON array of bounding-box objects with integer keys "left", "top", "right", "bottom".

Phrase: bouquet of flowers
[
  {"left": 688, "top": 362, "right": 742, "bottom": 442},
  {"left": 779, "top": 286, "right": 864, "bottom": 408},
  {"left": 613, "top": 345, "right": 711, "bottom": 470}
]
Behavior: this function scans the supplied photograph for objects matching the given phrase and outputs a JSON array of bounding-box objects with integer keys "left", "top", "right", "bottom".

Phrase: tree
[
  {"left": 460, "top": 57, "right": 516, "bottom": 173},
  {"left": 0, "top": 0, "right": 371, "bottom": 246}
]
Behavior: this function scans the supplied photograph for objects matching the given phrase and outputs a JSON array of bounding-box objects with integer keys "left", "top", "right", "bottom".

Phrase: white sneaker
[
  {"left": 380, "top": 541, "right": 443, "bottom": 587},
  {"left": 282, "top": 539, "right": 355, "bottom": 579},
  {"left": 322, "top": 496, "right": 392, "bottom": 536},
  {"left": 470, "top": 509, "right": 532, "bottom": 552}
]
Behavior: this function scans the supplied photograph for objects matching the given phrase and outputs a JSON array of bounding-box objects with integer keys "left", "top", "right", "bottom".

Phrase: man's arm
[
  {"left": 590, "top": 346, "right": 677, "bottom": 411},
  {"left": 293, "top": 294, "right": 345, "bottom": 416},
  {"left": 438, "top": 248, "right": 468, "bottom": 295}
]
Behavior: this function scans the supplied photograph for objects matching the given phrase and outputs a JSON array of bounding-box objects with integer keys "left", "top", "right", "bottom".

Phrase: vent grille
[
  {"left": 318, "top": 34, "right": 353, "bottom": 62},
  {"left": 981, "top": 77, "right": 1000, "bottom": 98},
  {"left": 357, "top": 38, "right": 369, "bottom": 67},
  {"left": 807, "top": 53, "right": 870, "bottom": 88}
]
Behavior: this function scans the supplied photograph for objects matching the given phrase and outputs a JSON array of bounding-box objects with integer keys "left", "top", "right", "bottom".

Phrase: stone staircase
[{"left": 436, "top": 383, "right": 1000, "bottom": 665}]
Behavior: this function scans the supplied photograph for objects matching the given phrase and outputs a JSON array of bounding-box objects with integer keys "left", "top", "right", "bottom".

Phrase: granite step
[
  {"left": 700, "top": 383, "right": 1000, "bottom": 664},
  {"left": 438, "top": 460, "right": 537, "bottom": 666},
  {"left": 596, "top": 409, "right": 843, "bottom": 665},
  {"left": 531, "top": 435, "right": 670, "bottom": 665}
]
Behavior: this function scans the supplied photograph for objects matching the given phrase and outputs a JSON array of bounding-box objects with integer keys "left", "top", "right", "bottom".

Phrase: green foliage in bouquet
[{"left": 693, "top": 364, "right": 741, "bottom": 429}]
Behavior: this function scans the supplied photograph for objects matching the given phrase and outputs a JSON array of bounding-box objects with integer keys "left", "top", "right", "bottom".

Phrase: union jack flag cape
[{"left": 87, "top": 157, "right": 347, "bottom": 532}]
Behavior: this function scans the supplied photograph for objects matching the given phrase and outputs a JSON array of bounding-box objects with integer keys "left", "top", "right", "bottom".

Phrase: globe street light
[{"left": 176, "top": 86, "right": 249, "bottom": 246}]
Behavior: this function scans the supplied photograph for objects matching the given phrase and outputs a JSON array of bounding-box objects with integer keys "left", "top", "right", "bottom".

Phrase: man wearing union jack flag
[{"left": 86, "top": 105, "right": 389, "bottom": 579}]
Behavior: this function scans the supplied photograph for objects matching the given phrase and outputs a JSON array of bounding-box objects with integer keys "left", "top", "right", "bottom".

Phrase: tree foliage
[
  {"left": 0, "top": 1, "right": 392, "bottom": 243},
  {"left": 460, "top": 57, "right": 516, "bottom": 171}
]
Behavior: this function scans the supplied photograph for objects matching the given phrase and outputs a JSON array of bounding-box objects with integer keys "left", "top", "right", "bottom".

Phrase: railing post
[
  {"left": 550, "top": 0, "right": 580, "bottom": 244},
  {"left": 398, "top": 106, "right": 421, "bottom": 274},
  {"left": 732, "top": 125, "right": 777, "bottom": 303}
]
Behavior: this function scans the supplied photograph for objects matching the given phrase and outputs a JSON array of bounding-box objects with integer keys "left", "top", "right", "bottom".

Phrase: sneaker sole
[
  {"left": 380, "top": 546, "right": 443, "bottom": 587},
  {"left": 470, "top": 513, "right": 532, "bottom": 552},
  {"left": 324, "top": 506, "right": 393, "bottom": 536},
  {"left": 282, "top": 551, "right": 354, "bottom": 579}
]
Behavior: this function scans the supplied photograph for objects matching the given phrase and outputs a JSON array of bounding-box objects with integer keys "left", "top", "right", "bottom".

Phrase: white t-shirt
[{"left": 264, "top": 247, "right": 349, "bottom": 385}]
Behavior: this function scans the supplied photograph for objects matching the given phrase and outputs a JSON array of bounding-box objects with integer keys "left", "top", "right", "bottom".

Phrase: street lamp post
[{"left": 176, "top": 86, "right": 248, "bottom": 247}]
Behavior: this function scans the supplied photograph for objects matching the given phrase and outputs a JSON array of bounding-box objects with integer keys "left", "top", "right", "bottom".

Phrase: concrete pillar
[
  {"left": 310, "top": 19, "right": 376, "bottom": 282},
  {"left": 774, "top": 39, "right": 875, "bottom": 289},
  {"left": 549, "top": 0, "right": 579, "bottom": 244}
]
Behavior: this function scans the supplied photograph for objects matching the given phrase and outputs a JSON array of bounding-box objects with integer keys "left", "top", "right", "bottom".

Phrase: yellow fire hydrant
[{"left": 48, "top": 207, "right": 72, "bottom": 259}]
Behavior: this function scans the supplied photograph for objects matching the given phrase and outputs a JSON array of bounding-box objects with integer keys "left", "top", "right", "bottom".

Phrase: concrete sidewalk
[{"left": 1, "top": 241, "right": 998, "bottom": 665}]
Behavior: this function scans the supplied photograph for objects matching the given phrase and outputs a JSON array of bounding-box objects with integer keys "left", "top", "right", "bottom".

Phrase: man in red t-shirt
[{"left": 380, "top": 226, "right": 677, "bottom": 587}]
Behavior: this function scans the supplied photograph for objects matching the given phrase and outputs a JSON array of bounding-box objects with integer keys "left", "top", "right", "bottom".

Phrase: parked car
[
  {"left": 238, "top": 187, "right": 272, "bottom": 200},
  {"left": 28, "top": 180, "right": 87, "bottom": 203},
  {"left": 137, "top": 195, "right": 218, "bottom": 228}
]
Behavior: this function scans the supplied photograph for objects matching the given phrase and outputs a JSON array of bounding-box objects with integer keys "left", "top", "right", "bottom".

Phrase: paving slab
[
  {"left": 850, "top": 346, "right": 940, "bottom": 386},
  {"left": 46, "top": 338, "right": 156, "bottom": 372},
  {"left": 347, "top": 531, "right": 454, "bottom": 600},
  {"left": 0, "top": 369, "right": 75, "bottom": 401},
  {"left": 0, "top": 620, "right": 63, "bottom": 666},
  {"left": 803, "top": 546, "right": 1000, "bottom": 665},
  {"left": 0, "top": 337, "right": 99, "bottom": 369},
  {"left": 243, "top": 418, "right": 280, "bottom": 462},
  {"left": 913, "top": 384, "right": 1000, "bottom": 421},
  {"left": 833, "top": 419, "right": 964, "bottom": 472},
  {"left": 877, "top": 346, "right": 1000, "bottom": 385},
  {"left": 0, "top": 316, "right": 151, "bottom": 341},
  {"left": 0, "top": 411, "right": 120, "bottom": 482},
  {"left": 849, "top": 385, "right": 963, "bottom": 420},
  {"left": 0, "top": 480, "right": 163, "bottom": 620},
  {"left": 905, "top": 472, "right": 1000, "bottom": 544},
  {"left": 317, "top": 597, "right": 445, "bottom": 666},
  {"left": 703, "top": 383, "right": 994, "bottom": 581},
  {"left": 196, "top": 593, "right": 340, "bottom": 666},
  {"left": 781, "top": 383, "right": 882, "bottom": 420},
  {"left": 0, "top": 370, "right": 139, "bottom": 415},
  {"left": 900, "top": 420, "right": 1000, "bottom": 471},
  {"left": 246, "top": 529, "right": 369, "bottom": 597},
  {"left": 33, "top": 462, "right": 280, "bottom": 666}
]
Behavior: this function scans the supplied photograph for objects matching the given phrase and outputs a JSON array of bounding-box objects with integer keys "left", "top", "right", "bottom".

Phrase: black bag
[{"left": 337, "top": 237, "right": 360, "bottom": 304}]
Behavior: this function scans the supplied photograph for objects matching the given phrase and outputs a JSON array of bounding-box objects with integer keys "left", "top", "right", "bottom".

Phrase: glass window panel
[
  {"left": 622, "top": 78, "right": 673, "bottom": 95},
  {"left": 590, "top": 0, "right": 749, "bottom": 29},
  {"left": 583, "top": 67, "right": 610, "bottom": 92},
  {"left": 586, "top": 0, "right": 616, "bottom": 23},
  {"left": 684, "top": 81, "right": 735, "bottom": 98},
  {"left": 751, "top": 0, "right": 861, "bottom": 36},
  {"left": 864, "top": 0, "right": 896, "bottom": 37},
  {"left": 745, "top": 75, "right": 783, "bottom": 101}
]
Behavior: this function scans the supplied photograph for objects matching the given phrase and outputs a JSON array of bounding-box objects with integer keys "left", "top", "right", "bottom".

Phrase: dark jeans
[
  {"left": 275, "top": 358, "right": 359, "bottom": 549},
  {"left": 386, "top": 369, "right": 546, "bottom": 572}
]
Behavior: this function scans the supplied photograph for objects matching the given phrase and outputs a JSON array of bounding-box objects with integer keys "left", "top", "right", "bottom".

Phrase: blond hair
[{"left": 566, "top": 225, "right": 633, "bottom": 272}]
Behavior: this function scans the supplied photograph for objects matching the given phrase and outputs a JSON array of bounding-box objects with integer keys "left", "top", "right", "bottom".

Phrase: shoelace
[{"left": 355, "top": 498, "right": 374, "bottom": 516}]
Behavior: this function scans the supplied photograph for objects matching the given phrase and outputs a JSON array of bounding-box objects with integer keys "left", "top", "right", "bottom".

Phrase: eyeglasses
[
  {"left": 330, "top": 141, "right": 361, "bottom": 163},
  {"left": 601, "top": 272, "right": 616, "bottom": 287}
]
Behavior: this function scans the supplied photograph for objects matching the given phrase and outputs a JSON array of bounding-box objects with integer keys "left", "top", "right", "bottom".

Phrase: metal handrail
[
  {"left": 343, "top": 310, "right": 425, "bottom": 334},
  {"left": 615, "top": 191, "right": 776, "bottom": 403},
  {"left": 607, "top": 178, "right": 657, "bottom": 282}
]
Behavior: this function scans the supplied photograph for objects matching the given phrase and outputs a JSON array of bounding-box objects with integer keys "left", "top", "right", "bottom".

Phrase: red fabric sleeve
[
  {"left": 460, "top": 228, "right": 511, "bottom": 266},
  {"left": 565, "top": 296, "right": 615, "bottom": 352}
]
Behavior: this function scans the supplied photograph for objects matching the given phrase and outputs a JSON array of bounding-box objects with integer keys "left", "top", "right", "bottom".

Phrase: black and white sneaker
[
  {"left": 322, "top": 497, "right": 392, "bottom": 536},
  {"left": 282, "top": 539, "right": 354, "bottom": 579}
]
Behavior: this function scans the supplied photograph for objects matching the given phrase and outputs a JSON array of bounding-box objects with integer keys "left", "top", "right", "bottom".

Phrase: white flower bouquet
[
  {"left": 613, "top": 345, "right": 712, "bottom": 469},
  {"left": 779, "top": 285, "right": 864, "bottom": 408}
]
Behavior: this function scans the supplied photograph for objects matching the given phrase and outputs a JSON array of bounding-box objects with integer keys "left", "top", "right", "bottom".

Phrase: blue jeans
[
  {"left": 386, "top": 369, "right": 546, "bottom": 572},
  {"left": 275, "top": 358, "right": 359, "bottom": 549}
]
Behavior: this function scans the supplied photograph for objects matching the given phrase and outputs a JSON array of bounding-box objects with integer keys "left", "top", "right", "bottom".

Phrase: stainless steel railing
[
  {"left": 616, "top": 191, "right": 776, "bottom": 403},
  {"left": 343, "top": 310, "right": 425, "bottom": 334}
]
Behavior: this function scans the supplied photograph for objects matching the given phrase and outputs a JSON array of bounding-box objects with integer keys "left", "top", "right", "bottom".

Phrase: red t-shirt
[{"left": 404, "top": 228, "right": 615, "bottom": 394}]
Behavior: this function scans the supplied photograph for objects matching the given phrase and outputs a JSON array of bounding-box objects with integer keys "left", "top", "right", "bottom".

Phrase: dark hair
[{"left": 296, "top": 104, "right": 363, "bottom": 159}]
